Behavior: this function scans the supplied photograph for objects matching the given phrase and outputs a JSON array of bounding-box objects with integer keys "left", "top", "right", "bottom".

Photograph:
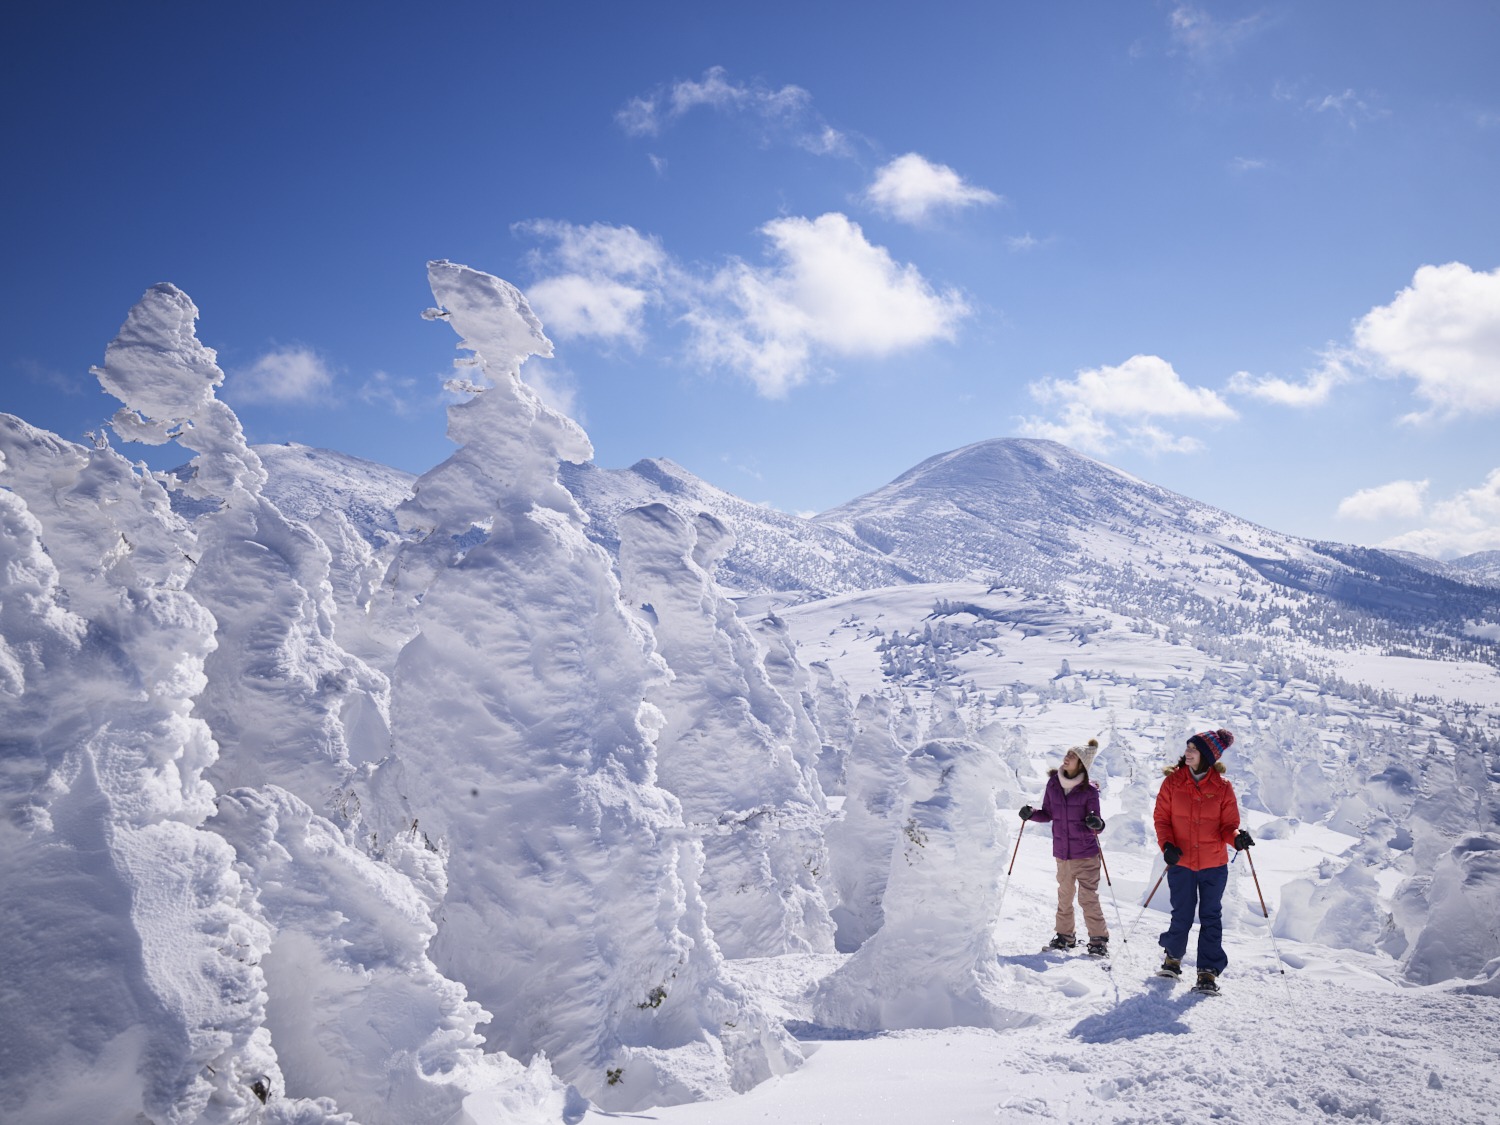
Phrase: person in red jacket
[{"left": 1152, "top": 728, "right": 1254, "bottom": 993}]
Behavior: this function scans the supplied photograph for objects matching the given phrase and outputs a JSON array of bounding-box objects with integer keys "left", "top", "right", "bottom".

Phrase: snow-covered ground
[{"left": 594, "top": 821, "right": 1498, "bottom": 1125}]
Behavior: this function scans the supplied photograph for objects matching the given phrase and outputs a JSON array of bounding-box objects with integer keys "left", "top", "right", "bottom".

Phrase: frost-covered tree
[
  {"left": 206, "top": 786, "right": 575, "bottom": 1124},
  {"left": 813, "top": 738, "right": 1024, "bottom": 1032},
  {"left": 1398, "top": 834, "right": 1500, "bottom": 984},
  {"left": 809, "top": 659, "right": 857, "bottom": 796},
  {"left": 826, "top": 695, "right": 911, "bottom": 951},
  {"left": 752, "top": 610, "right": 833, "bottom": 805},
  {"left": 616, "top": 502, "right": 834, "bottom": 958},
  {"left": 93, "top": 283, "right": 388, "bottom": 822},
  {"left": 0, "top": 416, "right": 287, "bottom": 1122},
  {"left": 369, "top": 261, "right": 799, "bottom": 1109}
]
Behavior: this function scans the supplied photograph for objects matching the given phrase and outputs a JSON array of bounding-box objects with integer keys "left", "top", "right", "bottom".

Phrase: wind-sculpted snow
[
  {"left": 206, "top": 785, "right": 576, "bottom": 1124},
  {"left": 616, "top": 503, "right": 835, "bottom": 958},
  {"left": 824, "top": 695, "right": 911, "bottom": 951},
  {"left": 95, "top": 283, "right": 389, "bottom": 822},
  {"left": 813, "top": 738, "right": 1027, "bottom": 1032},
  {"left": 0, "top": 415, "right": 280, "bottom": 1122},
  {"left": 369, "top": 262, "right": 800, "bottom": 1110}
]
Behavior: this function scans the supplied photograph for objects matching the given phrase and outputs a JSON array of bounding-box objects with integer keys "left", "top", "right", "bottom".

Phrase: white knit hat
[{"left": 1066, "top": 738, "right": 1100, "bottom": 772}]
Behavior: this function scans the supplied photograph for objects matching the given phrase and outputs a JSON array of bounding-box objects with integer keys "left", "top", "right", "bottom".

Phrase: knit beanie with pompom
[{"left": 1188, "top": 729, "right": 1234, "bottom": 764}]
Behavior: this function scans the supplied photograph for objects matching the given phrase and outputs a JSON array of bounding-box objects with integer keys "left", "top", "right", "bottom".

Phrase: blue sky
[{"left": 4, "top": 1, "right": 1498, "bottom": 556}]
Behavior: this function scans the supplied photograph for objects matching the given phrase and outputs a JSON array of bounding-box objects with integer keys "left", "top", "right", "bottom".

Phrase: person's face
[
  {"left": 1184, "top": 745, "right": 1202, "bottom": 770},
  {"left": 1063, "top": 751, "right": 1080, "bottom": 774}
]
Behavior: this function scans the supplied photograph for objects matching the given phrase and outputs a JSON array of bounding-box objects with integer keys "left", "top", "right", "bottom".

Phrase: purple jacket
[{"left": 1028, "top": 770, "right": 1104, "bottom": 860}]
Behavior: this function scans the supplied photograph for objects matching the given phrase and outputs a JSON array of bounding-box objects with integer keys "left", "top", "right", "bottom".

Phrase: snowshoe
[
  {"left": 1191, "top": 970, "right": 1221, "bottom": 995},
  {"left": 1086, "top": 937, "right": 1109, "bottom": 957},
  {"left": 1045, "top": 934, "right": 1078, "bottom": 951},
  {"left": 1155, "top": 955, "right": 1182, "bottom": 979}
]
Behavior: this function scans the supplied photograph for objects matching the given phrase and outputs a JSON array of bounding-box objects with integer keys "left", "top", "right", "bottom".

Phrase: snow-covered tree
[
  {"left": 825, "top": 694, "right": 910, "bottom": 951},
  {"left": 616, "top": 502, "right": 835, "bottom": 958},
  {"left": 813, "top": 738, "right": 1022, "bottom": 1032},
  {"left": 368, "top": 261, "right": 799, "bottom": 1109},
  {"left": 0, "top": 415, "right": 285, "bottom": 1121}
]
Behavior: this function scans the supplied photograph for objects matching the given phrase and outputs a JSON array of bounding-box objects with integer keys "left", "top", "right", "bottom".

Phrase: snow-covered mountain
[
  {"left": 561, "top": 456, "right": 919, "bottom": 596},
  {"left": 816, "top": 437, "right": 1500, "bottom": 667}
]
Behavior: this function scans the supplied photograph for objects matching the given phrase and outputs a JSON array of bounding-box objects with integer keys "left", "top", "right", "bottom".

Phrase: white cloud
[
  {"left": 517, "top": 220, "right": 666, "bottom": 281},
  {"left": 231, "top": 346, "right": 335, "bottom": 403},
  {"left": 526, "top": 275, "right": 652, "bottom": 346},
  {"left": 686, "top": 212, "right": 969, "bottom": 396},
  {"left": 516, "top": 221, "right": 668, "bottom": 346},
  {"left": 1020, "top": 354, "right": 1236, "bottom": 455},
  {"left": 1227, "top": 347, "right": 1357, "bottom": 407},
  {"left": 1229, "top": 156, "right": 1268, "bottom": 173},
  {"left": 1353, "top": 262, "right": 1500, "bottom": 421},
  {"left": 1336, "top": 479, "right": 1430, "bottom": 521},
  {"left": 519, "top": 357, "right": 582, "bottom": 420},
  {"left": 518, "top": 213, "right": 967, "bottom": 397},
  {"left": 1168, "top": 5, "right": 1265, "bottom": 58},
  {"left": 616, "top": 66, "right": 850, "bottom": 156},
  {"left": 1380, "top": 469, "right": 1500, "bottom": 558},
  {"left": 356, "top": 370, "right": 420, "bottom": 415},
  {"left": 1007, "top": 233, "right": 1042, "bottom": 252},
  {"left": 1307, "top": 88, "right": 1387, "bottom": 127},
  {"left": 864, "top": 154, "right": 1001, "bottom": 225}
]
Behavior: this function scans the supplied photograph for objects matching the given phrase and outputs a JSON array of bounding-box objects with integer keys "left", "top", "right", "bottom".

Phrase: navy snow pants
[{"left": 1160, "top": 863, "right": 1229, "bottom": 975}]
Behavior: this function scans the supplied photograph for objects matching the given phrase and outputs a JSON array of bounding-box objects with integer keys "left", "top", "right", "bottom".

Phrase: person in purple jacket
[{"left": 1019, "top": 738, "right": 1109, "bottom": 956}]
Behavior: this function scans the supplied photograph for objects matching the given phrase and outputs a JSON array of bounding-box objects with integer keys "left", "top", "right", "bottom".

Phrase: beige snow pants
[{"left": 1055, "top": 854, "right": 1108, "bottom": 939}]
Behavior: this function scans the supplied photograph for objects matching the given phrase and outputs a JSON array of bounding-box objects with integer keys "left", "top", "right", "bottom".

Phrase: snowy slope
[
  {"left": 255, "top": 441, "right": 415, "bottom": 547},
  {"left": 560, "top": 456, "right": 920, "bottom": 596},
  {"left": 816, "top": 437, "right": 1500, "bottom": 667},
  {"left": 574, "top": 717, "right": 1500, "bottom": 1125}
]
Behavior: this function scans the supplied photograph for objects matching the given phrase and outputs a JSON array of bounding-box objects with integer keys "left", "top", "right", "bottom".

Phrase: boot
[
  {"left": 1157, "top": 954, "right": 1182, "bottom": 979},
  {"left": 1046, "top": 933, "right": 1077, "bottom": 951},
  {"left": 1194, "top": 969, "right": 1220, "bottom": 994},
  {"left": 1086, "top": 936, "right": 1109, "bottom": 957}
]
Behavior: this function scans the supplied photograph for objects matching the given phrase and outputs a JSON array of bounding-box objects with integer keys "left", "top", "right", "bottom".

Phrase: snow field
[{"left": 594, "top": 816, "right": 1498, "bottom": 1124}]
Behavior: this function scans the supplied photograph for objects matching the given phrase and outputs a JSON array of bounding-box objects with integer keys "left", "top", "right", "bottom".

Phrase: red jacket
[{"left": 1153, "top": 765, "right": 1240, "bottom": 871}]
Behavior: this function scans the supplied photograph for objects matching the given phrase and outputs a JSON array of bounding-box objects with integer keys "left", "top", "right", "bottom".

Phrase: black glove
[
  {"left": 1084, "top": 813, "right": 1104, "bottom": 832},
  {"left": 1163, "top": 843, "right": 1182, "bottom": 866},
  {"left": 1234, "top": 829, "right": 1255, "bottom": 850},
  {"left": 1019, "top": 805, "right": 1034, "bottom": 821}
]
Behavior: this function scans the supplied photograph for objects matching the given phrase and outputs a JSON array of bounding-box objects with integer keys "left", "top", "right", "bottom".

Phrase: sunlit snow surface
[{"left": 581, "top": 817, "right": 1498, "bottom": 1125}]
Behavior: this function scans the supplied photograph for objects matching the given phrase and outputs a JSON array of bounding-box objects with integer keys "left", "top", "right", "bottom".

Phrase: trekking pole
[
  {"left": 995, "top": 819, "right": 1027, "bottom": 924},
  {"left": 1243, "top": 847, "right": 1289, "bottom": 978},
  {"left": 1095, "top": 839, "right": 1129, "bottom": 944},
  {"left": 1122, "top": 867, "right": 1167, "bottom": 944}
]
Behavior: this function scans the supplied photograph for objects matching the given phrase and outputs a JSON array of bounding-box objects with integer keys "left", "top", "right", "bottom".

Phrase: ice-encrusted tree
[
  {"left": 205, "top": 785, "right": 575, "bottom": 1124},
  {"left": 751, "top": 610, "right": 833, "bottom": 805},
  {"left": 813, "top": 738, "right": 1025, "bottom": 1032},
  {"left": 369, "top": 261, "right": 799, "bottom": 1110},
  {"left": 825, "top": 694, "right": 910, "bottom": 951},
  {"left": 92, "top": 284, "right": 388, "bottom": 823},
  {"left": 2, "top": 285, "right": 577, "bottom": 1124},
  {"left": 808, "top": 660, "right": 857, "bottom": 795},
  {"left": 0, "top": 416, "right": 288, "bottom": 1122},
  {"left": 616, "top": 502, "right": 835, "bottom": 958}
]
